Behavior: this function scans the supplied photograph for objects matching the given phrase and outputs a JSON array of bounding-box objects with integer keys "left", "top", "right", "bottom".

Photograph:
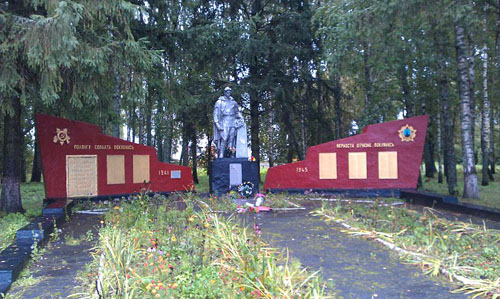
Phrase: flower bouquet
[{"left": 224, "top": 146, "right": 236, "bottom": 158}]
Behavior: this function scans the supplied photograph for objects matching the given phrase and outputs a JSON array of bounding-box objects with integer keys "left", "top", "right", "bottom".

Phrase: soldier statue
[{"left": 213, "top": 86, "right": 247, "bottom": 158}]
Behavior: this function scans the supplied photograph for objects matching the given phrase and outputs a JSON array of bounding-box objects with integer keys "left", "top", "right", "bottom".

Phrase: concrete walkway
[
  {"left": 6, "top": 213, "right": 100, "bottom": 299},
  {"left": 242, "top": 210, "right": 468, "bottom": 299}
]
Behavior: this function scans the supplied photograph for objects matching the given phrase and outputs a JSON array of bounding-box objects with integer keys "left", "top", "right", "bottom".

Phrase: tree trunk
[
  {"left": 0, "top": 110, "right": 3, "bottom": 179},
  {"left": 31, "top": 126, "right": 42, "bottom": 182},
  {"left": 250, "top": 87, "right": 260, "bottom": 174},
  {"left": 180, "top": 121, "right": 189, "bottom": 166},
  {"left": 1, "top": 96, "right": 24, "bottom": 213},
  {"left": 112, "top": 71, "right": 121, "bottom": 138},
  {"left": 468, "top": 34, "right": 477, "bottom": 164},
  {"left": 164, "top": 115, "right": 173, "bottom": 163},
  {"left": 362, "top": 39, "right": 374, "bottom": 122},
  {"left": 132, "top": 102, "right": 137, "bottom": 143},
  {"left": 400, "top": 63, "right": 414, "bottom": 117},
  {"left": 145, "top": 95, "right": 153, "bottom": 147},
  {"left": 437, "top": 105, "right": 443, "bottom": 184},
  {"left": 421, "top": 96, "right": 436, "bottom": 178},
  {"left": 300, "top": 95, "right": 307, "bottom": 156},
  {"left": 455, "top": 22, "right": 480, "bottom": 199},
  {"left": 283, "top": 105, "right": 304, "bottom": 161},
  {"left": 19, "top": 141, "right": 26, "bottom": 183},
  {"left": 495, "top": 0, "right": 500, "bottom": 175},
  {"left": 268, "top": 110, "right": 275, "bottom": 167},
  {"left": 190, "top": 126, "right": 198, "bottom": 184},
  {"left": 441, "top": 74, "right": 457, "bottom": 194},
  {"left": 480, "top": 27, "right": 491, "bottom": 186},
  {"left": 332, "top": 73, "right": 343, "bottom": 140},
  {"left": 489, "top": 109, "right": 495, "bottom": 176},
  {"left": 424, "top": 136, "right": 436, "bottom": 178},
  {"left": 207, "top": 132, "right": 213, "bottom": 192}
]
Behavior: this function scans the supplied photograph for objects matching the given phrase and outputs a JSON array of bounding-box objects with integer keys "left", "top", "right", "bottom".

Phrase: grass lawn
[{"left": 421, "top": 165, "right": 500, "bottom": 209}]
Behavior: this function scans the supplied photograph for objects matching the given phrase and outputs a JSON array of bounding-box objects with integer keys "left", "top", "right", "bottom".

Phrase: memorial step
[
  {"left": 16, "top": 215, "right": 64, "bottom": 247},
  {"left": 0, "top": 243, "right": 32, "bottom": 284},
  {"left": 42, "top": 199, "right": 74, "bottom": 216},
  {"left": 0, "top": 281, "right": 10, "bottom": 296}
]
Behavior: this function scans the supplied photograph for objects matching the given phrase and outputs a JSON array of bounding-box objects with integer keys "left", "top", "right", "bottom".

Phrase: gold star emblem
[
  {"left": 53, "top": 128, "right": 70, "bottom": 145},
  {"left": 398, "top": 124, "right": 417, "bottom": 142}
]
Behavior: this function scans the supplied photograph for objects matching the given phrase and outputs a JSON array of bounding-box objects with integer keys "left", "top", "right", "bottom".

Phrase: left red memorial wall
[{"left": 36, "top": 114, "right": 194, "bottom": 199}]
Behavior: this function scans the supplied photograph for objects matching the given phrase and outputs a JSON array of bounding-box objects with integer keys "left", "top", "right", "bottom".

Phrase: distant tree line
[{"left": 1, "top": 0, "right": 499, "bottom": 213}]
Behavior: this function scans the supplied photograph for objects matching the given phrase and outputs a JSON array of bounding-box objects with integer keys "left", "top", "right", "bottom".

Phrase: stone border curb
[
  {"left": 400, "top": 190, "right": 500, "bottom": 222},
  {"left": 0, "top": 200, "right": 73, "bottom": 296}
]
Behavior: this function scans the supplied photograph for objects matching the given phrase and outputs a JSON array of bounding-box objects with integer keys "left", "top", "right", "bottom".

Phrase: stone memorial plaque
[
  {"left": 348, "top": 152, "right": 367, "bottom": 179},
  {"left": 319, "top": 153, "right": 337, "bottom": 179},
  {"left": 229, "top": 163, "right": 242, "bottom": 186},
  {"left": 66, "top": 155, "right": 98, "bottom": 198},
  {"left": 378, "top": 151, "right": 398, "bottom": 179},
  {"left": 107, "top": 155, "right": 125, "bottom": 184},
  {"left": 171, "top": 170, "right": 181, "bottom": 179},
  {"left": 133, "top": 155, "right": 150, "bottom": 183}
]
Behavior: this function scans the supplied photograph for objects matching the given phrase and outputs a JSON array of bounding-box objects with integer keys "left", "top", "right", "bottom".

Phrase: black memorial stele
[{"left": 210, "top": 158, "right": 259, "bottom": 195}]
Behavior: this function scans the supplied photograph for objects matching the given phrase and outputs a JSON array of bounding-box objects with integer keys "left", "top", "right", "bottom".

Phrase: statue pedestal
[{"left": 210, "top": 158, "right": 259, "bottom": 195}]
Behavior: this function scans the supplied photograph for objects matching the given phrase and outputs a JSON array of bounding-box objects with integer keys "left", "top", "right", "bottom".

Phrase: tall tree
[
  {"left": 0, "top": 0, "right": 156, "bottom": 213},
  {"left": 480, "top": 17, "right": 491, "bottom": 186},
  {"left": 454, "top": 19, "right": 480, "bottom": 199}
]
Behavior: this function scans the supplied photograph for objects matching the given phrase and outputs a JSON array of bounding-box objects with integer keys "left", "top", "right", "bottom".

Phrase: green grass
[
  {"left": 421, "top": 165, "right": 500, "bottom": 209},
  {"left": 0, "top": 182, "right": 45, "bottom": 252},
  {"left": 0, "top": 182, "right": 45, "bottom": 219}
]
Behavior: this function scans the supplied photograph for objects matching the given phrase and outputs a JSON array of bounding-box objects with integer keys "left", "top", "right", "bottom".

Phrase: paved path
[
  {"left": 241, "top": 210, "right": 468, "bottom": 299},
  {"left": 6, "top": 213, "right": 100, "bottom": 299}
]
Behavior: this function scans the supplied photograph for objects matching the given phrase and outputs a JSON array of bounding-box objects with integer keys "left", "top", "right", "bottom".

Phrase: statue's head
[{"left": 224, "top": 86, "right": 232, "bottom": 97}]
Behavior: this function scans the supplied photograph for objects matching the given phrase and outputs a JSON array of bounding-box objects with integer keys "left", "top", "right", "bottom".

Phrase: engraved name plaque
[
  {"left": 229, "top": 163, "right": 242, "bottom": 187},
  {"left": 66, "top": 155, "right": 98, "bottom": 198}
]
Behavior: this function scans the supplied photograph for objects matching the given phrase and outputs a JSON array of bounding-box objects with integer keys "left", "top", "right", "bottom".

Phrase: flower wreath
[{"left": 237, "top": 181, "right": 254, "bottom": 197}]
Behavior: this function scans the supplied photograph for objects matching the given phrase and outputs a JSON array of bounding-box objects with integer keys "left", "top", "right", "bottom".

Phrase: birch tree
[{"left": 454, "top": 19, "right": 480, "bottom": 199}]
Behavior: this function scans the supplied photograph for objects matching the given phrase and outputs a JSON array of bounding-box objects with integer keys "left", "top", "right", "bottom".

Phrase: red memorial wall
[
  {"left": 36, "top": 114, "right": 194, "bottom": 199},
  {"left": 264, "top": 115, "right": 428, "bottom": 192}
]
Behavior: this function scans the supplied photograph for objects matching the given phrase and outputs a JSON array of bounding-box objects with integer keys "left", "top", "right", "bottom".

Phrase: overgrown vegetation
[
  {"left": 0, "top": 213, "right": 29, "bottom": 252},
  {"left": 73, "top": 194, "right": 327, "bottom": 298},
  {"left": 422, "top": 165, "right": 500, "bottom": 209},
  {"left": 314, "top": 202, "right": 500, "bottom": 298},
  {"left": 0, "top": 183, "right": 44, "bottom": 252}
]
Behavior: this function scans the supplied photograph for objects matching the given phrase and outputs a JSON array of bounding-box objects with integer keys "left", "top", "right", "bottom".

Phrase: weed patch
[
  {"left": 314, "top": 202, "right": 500, "bottom": 298},
  {"left": 73, "top": 194, "right": 327, "bottom": 298}
]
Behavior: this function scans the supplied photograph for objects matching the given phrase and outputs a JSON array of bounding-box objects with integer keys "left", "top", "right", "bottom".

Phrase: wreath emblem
[
  {"left": 398, "top": 124, "right": 416, "bottom": 142},
  {"left": 53, "top": 128, "right": 70, "bottom": 145}
]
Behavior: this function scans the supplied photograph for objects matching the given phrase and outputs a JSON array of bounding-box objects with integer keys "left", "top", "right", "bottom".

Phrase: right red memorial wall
[{"left": 264, "top": 115, "right": 428, "bottom": 192}]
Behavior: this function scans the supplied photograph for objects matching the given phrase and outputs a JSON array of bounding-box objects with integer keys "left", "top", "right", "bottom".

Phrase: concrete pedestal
[{"left": 210, "top": 158, "right": 259, "bottom": 195}]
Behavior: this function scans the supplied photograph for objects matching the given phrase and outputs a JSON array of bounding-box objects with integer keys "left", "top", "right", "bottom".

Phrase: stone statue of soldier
[{"left": 213, "top": 86, "right": 247, "bottom": 158}]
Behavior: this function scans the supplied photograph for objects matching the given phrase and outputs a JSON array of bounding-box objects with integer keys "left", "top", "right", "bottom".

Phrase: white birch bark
[
  {"left": 480, "top": 19, "right": 491, "bottom": 186},
  {"left": 454, "top": 22, "right": 480, "bottom": 199}
]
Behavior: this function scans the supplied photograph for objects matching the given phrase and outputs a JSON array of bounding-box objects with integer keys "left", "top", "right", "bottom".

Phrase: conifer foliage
[{"left": 0, "top": 0, "right": 156, "bottom": 212}]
